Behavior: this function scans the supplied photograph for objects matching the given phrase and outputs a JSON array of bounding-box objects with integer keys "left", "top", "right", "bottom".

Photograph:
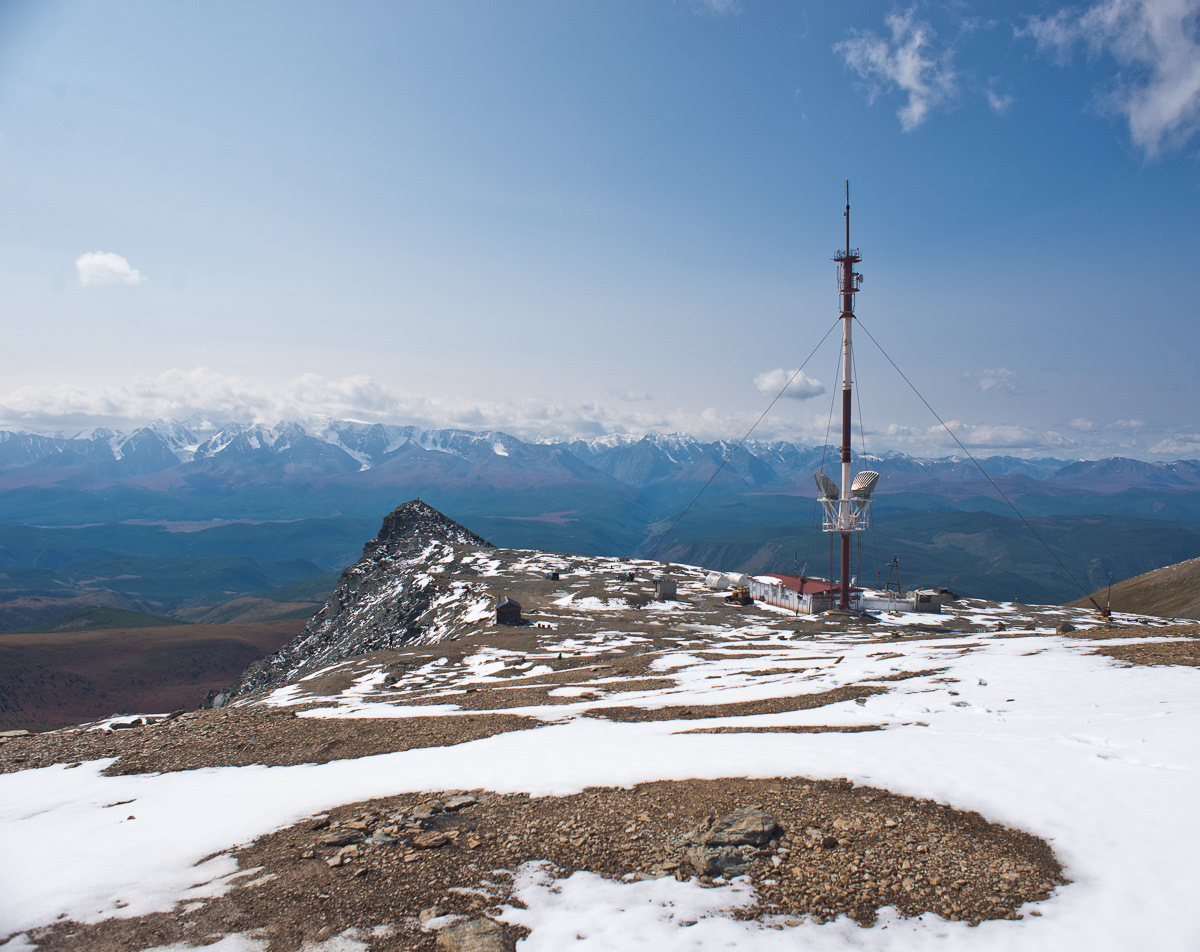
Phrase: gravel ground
[
  {"left": 0, "top": 708, "right": 540, "bottom": 776},
  {"left": 1092, "top": 638, "right": 1200, "bottom": 666},
  {"left": 22, "top": 776, "right": 1067, "bottom": 952},
  {"left": 1064, "top": 623, "right": 1200, "bottom": 640},
  {"left": 584, "top": 685, "right": 885, "bottom": 722}
]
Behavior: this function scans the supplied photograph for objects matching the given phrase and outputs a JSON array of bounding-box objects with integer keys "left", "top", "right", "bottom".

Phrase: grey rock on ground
[
  {"left": 681, "top": 843, "right": 756, "bottom": 877},
  {"left": 693, "top": 805, "right": 780, "bottom": 847},
  {"left": 436, "top": 917, "right": 513, "bottom": 952},
  {"left": 678, "top": 805, "right": 782, "bottom": 877}
]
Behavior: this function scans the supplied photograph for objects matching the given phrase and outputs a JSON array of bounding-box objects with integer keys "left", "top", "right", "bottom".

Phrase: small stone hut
[{"left": 495, "top": 596, "right": 522, "bottom": 625}]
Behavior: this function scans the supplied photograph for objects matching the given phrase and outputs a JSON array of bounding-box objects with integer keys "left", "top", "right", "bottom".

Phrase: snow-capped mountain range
[{"left": 1, "top": 418, "right": 1199, "bottom": 493}]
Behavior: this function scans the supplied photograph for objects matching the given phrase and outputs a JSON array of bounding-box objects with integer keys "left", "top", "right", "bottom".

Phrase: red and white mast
[{"left": 816, "top": 182, "right": 878, "bottom": 612}]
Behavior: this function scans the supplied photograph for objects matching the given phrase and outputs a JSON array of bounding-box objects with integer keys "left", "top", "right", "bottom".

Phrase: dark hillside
[
  {"left": 14, "top": 607, "right": 184, "bottom": 633},
  {"left": 1068, "top": 556, "right": 1200, "bottom": 620},
  {"left": 0, "top": 619, "right": 305, "bottom": 731}
]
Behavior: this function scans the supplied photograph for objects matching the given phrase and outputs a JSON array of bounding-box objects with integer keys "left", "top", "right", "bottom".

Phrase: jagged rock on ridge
[{"left": 203, "top": 499, "right": 494, "bottom": 706}]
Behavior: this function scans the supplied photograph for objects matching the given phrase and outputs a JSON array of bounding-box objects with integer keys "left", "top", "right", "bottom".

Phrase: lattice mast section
[{"left": 815, "top": 182, "right": 878, "bottom": 611}]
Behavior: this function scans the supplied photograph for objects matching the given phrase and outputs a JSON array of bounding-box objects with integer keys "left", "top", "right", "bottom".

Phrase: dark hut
[{"left": 495, "top": 596, "right": 522, "bottom": 625}]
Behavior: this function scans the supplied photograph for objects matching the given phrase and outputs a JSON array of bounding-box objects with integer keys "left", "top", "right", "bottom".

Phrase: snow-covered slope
[{"left": 1, "top": 508, "right": 1199, "bottom": 950}]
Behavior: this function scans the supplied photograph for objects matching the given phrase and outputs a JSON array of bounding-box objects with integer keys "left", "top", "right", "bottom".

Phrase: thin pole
[{"left": 838, "top": 182, "right": 858, "bottom": 610}]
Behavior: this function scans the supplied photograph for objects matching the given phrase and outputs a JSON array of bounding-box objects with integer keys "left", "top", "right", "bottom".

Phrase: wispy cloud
[
  {"left": 75, "top": 251, "right": 145, "bottom": 287},
  {"left": 1021, "top": 0, "right": 1200, "bottom": 157},
  {"left": 965, "top": 367, "right": 1021, "bottom": 394},
  {"left": 685, "top": 0, "right": 742, "bottom": 16},
  {"left": 753, "top": 368, "right": 825, "bottom": 401},
  {"left": 884, "top": 420, "right": 1071, "bottom": 451},
  {"left": 1071, "top": 416, "right": 1145, "bottom": 431},
  {"left": 986, "top": 81, "right": 1016, "bottom": 114},
  {"left": 835, "top": 9, "right": 958, "bottom": 131}
]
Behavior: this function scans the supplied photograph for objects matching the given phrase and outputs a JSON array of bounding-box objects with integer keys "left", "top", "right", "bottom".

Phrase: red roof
[{"left": 757, "top": 574, "right": 861, "bottom": 595}]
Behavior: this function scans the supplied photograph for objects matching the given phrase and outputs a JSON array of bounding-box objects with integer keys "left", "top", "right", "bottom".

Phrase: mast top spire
[
  {"left": 835, "top": 180, "right": 860, "bottom": 265},
  {"left": 845, "top": 180, "right": 850, "bottom": 257}
]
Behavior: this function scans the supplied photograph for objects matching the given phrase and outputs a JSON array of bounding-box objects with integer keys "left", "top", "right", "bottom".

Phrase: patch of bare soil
[
  {"left": 865, "top": 668, "right": 947, "bottom": 682},
  {"left": 584, "top": 685, "right": 886, "bottom": 722},
  {"left": 1066, "top": 623, "right": 1200, "bottom": 640},
  {"left": 0, "top": 708, "right": 540, "bottom": 776},
  {"left": 279, "top": 644, "right": 670, "bottom": 709},
  {"left": 23, "top": 777, "right": 1067, "bottom": 952},
  {"left": 1093, "top": 639, "right": 1200, "bottom": 667},
  {"left": 403, "top": 684, "right": 586, "bottom": 710},
  {"left": 406, "top": 677, "right": 679, "bottom": 712},
  {"left": 864, "top": 629, "right": 982, "bottom": 644}
]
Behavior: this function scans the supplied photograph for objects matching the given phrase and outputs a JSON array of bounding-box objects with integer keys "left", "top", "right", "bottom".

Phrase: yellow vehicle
[{"left": 725, "top": 585, "right": 753, "bottom": 606}]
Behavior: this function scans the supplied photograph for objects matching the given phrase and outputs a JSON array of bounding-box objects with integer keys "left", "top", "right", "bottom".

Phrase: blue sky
[{"left": 1, "top": 0, "right": 1199, "bottom": 458}]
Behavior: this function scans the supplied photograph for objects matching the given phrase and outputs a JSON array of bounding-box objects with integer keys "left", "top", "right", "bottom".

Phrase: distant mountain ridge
[
  {"left": 1, "top": 419, "right": 1198, "bottom": 610},
  {"left": 1, "top": 418, "right": 1198, "bottom": 494}
]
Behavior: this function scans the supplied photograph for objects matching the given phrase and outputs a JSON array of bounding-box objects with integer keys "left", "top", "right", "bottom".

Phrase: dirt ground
[
  {"left": 22, "top": 776, "right": 1067, "bottom": 952},
  {"left": 1092, "top": 639, "right": 1200, "bottom": 667},
  {"left": 0, "top": 708, "right": 540, "bottom": 776}
]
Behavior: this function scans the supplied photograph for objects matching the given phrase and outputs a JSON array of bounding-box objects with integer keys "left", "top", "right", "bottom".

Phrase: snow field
[{"left": 2, "top": 606, "right": 1198, "bottom": 949}]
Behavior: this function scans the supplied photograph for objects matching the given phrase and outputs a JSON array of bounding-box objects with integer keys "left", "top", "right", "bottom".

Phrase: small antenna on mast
[{"left": 844, "top": 180, "right": 851, "bottom": 256}]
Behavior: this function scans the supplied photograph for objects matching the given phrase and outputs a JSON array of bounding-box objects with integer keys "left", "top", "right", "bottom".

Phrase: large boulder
[{"left": 677, "top": 805, "right": 781, "bottom": 878}]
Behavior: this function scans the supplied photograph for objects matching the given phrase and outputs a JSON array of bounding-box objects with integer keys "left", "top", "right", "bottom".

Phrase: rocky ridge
[{"left": 205, "top": 500, "right": 493, "bottom": 706}]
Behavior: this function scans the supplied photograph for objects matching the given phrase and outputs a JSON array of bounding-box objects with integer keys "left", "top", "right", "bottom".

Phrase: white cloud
[
  {"left": 965, "top": 367, "right": 1021, "bottom": 393},
  {"left": 753, "top": 368, "right": 825, "bottom": 401},
  {"left": 1022, "top": 0, "right": 1200, "bottom": 157},
  {"left": 0, "top": 368, "right": 818, "bottom": 444},
  {"left": 0, "top": 370, "right": 1172, "bottom": 458},
  {"left": 835, "top": 9, "right": 958, "bottom": 131},
  {"left": 1149, "top": 427, "right": 1200, "bottom": 455},
  {"left": 75, "top": 251, "right": 146, "bottom": 287},
  {"left": 884, "top": 420, "right": 1071, "bottom": 451}
]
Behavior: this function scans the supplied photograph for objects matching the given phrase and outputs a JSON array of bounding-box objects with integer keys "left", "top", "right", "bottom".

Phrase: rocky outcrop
[
  {"left": 436, "top": 918, "right": 512, "bottom": 952},
  {"left": 676, "top": 805, "right": 782, "bottom": 878},
  {"left": 204, "top": 500, "right": 493, "bottom": 706}
]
